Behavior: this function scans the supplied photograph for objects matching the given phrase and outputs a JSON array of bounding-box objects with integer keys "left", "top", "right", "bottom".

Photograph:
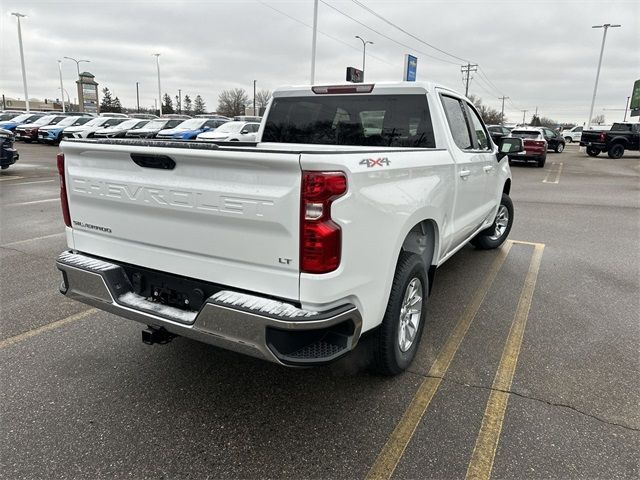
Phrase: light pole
[
  {"left": 310, "top": 0, "right": 318, "bottom": 84},
  {"left": 355, "top": 36, "right": 373, "bottom": 81},
  {"left": 253, "top": 80, "right": 257, "bottom": 115},
  {"left": 587, "top": 23, "right": 621, "bottom": 128},
  {"left": 63, "top": 56, "right": 90, "bottom": 80},
  {"left": 178, "top": 89, "right": 182, "bottom": 114},
  {"left": 57, "top": 60, "right": 66, "bottom": 113},
  {"left": 153, "top": 53, "right": 162, "bottom": 116},
  {"left": 136, "top": 82, "right": 140, "bottom": 113},
  {"left": 623, "top": 96, "right": 630, "bottom": 122},
  {"left": 12, "top": 13, "right": 29, "bottom": 112}
]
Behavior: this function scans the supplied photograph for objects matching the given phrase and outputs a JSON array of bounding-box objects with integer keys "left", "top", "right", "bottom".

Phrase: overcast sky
[{"left": 1, "top": 0, "right": 638, "bottom": 123}]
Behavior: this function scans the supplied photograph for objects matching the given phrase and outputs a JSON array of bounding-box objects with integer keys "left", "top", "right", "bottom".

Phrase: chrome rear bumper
[{"left": 56, "top": 251, "right": 362, "bottom": 366}]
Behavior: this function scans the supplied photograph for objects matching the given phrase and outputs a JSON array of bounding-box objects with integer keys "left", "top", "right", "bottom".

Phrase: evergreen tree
[
  {"left": 162, "top": 93, "right": 174, "bottom": 114},
  {"left": 112, "top": 97, "right": 123, "bottom": 113},
  {"left": 193, "top": 95, "right": 206, "bottom": 114},
  {"left": 183, "top": 95, "right": 192, "bottom": 114},
  {"left": 100, "top": 87, "right": 113, "bottom": 112}
]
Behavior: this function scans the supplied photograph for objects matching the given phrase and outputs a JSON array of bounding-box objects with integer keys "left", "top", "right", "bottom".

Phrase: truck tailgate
[{"left": 62, "top": 142, "right": 301, "bottom": 300}]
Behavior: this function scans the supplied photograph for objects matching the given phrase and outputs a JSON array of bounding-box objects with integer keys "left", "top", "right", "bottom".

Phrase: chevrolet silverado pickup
[
  {"left": 55, "top": 82, "right": 522, "bottom": 375},
  {"left": 580, "top": 122, "right": 640, "bottom": 158}
]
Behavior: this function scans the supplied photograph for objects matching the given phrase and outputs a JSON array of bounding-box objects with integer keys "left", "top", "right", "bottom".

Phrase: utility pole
[
  {"left": 461, "top": 63, "right": 478, "bottom": 97},
  {"left": 253, "top": 80, "right": 256, "bottom": 115},
  {"left": 136, "top": 82, "right": 140, "bottom": 112},
  {"left": 355, "top": 36, "right": 373, "bottom": 81},
  {"left": 12, "top": 12, "right": 30, "bottom": 112},
  {"left": 57, "top": 60, "right": 66, "bottom": 113},
  {"left": 499, "top": 96, "right": 509, "bottom": 125},
  {"left": 623, "top": 96, "right": 630, "bottom": 122},
  {"left": 310, "top": 0, "right": 318, "bottom": 84},
  {"left": 521, "top": 110, "right": 528, "bottom": 125},
  {"left": 153, "top": 53, "right": 162, "bottom": 116},
  {"left": 587, "top": 23, "right": 621, "bottom": 128},
  {"left": 178, "top": 89, "right": 182, "bottom": 114}
]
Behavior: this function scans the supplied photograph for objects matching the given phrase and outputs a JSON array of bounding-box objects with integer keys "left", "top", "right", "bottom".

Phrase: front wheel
[
  {"left": 607, "top": 144, "right": 624, "bottom": 159},
  {"left": 372, "top": 252, "right": 428, "bottom": 376},
  {"left": 586, "top": 147, "right": 600, "bottom": 157},
  {"left": 555, "top": 143, "right": 565, "bottom": 153},
  {"left": 471, "top": 193, "right": 514, "bottom": 250}
]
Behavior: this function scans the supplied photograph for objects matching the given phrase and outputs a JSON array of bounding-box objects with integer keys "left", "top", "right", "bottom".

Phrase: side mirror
[
  {"left": 241, "top": 129, "right": 249, "bottom": 134},
  {"left": 497, "top": 137, "right": 523, "bottom": 161}
]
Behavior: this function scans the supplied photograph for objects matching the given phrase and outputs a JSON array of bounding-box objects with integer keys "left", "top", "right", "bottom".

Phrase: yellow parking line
[
  {"left": 0, "top": 309, "right": 96, "bottom": 349},
  {"left": 510, "top": 239, "right": 545, "bottom": 247},
  {"left": 465, "top": 243, "right": 544, "bottom": 480},
  {"left": 0, "top": 176, "right": 24, "bottom": 182},
  {"left": 365, "top": 241, "right": 513, "bottom": 480}
]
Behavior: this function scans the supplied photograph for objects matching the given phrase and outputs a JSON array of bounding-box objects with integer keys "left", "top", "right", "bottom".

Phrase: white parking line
[
  {"left": 5, "top": 179, "right": 56, "bottom": 186},
  {"left": 542, "top": 162, "right": 563, "bottom": 184},
  {"left": 3, "top": 197, "right": 59, "bottom": 207},
  {"left": 0, "top": 176, "right": 24, "bottom": 182},
  {"left": 2, "top": 232, "right": 65, "bottom": 247}
]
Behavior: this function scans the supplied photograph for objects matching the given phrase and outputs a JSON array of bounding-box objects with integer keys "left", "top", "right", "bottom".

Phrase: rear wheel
[
  {"left": 565, "top": 137, "right": 573, "bottom": 143},
  {"left": 372, "top": 252, "right": 427, "bottom": 376},
  {"left": 471, "top": 193, "right": 514, "bottom": 250},
  {"left": 537, "top": 153, "right": 547, "bottom": 168},
  {"left": 607, "top": 144, "right": 625, "bottom": 159},
  {"left": 586, "top": 147, "right": 601, "bottom": 157}
]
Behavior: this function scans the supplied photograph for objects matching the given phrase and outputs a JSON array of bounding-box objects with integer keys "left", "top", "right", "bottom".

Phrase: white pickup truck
[{"left": 55, "top": 82, "right": 522, "bottom": 375}]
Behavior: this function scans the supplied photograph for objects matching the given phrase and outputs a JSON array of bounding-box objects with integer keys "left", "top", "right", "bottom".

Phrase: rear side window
[
  {"left": 441, "top": 95, "right": 473, "bottom": 150},
  {"left": 611, "top": 123, "right": 631, "bottom": 132},
  {"left": 262, "top": 94, "right": 435, "bottom": 148}
]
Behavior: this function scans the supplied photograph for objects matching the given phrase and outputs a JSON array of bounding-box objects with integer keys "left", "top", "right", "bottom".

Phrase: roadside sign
[
  {"left": 346, "top": 67, "right": 363, "bottom": 83},
  {"left": 403, "top": 54, "right": 418, "bottom": 82},
  {"left": 630, "top": 79, "right": 640, "bottom": 117}
]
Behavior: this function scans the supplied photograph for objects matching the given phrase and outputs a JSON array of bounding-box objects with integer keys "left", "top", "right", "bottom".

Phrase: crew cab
[
  {"left": 580, "top": 122, "right": 640, "bottom": 158},
  {"left": 55, "top": 82, "right": 521, "bottom": 375}
]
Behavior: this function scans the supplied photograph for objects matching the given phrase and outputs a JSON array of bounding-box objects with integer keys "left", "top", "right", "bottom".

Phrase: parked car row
[{"left": 487, "top": 125, "right": 566, "bottom": 167}]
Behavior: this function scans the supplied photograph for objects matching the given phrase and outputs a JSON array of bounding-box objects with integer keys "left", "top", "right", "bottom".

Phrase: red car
[
  {"left": 14, "top": 114, "right": 66, "bottom": 143},
  {"left": 508, "top": 128, "right": 547, "bottom": 167}
]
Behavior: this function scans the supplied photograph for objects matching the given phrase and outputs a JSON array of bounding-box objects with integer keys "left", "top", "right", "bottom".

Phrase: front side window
[
  {"left": 441, "top": 95, "right": 473, "bottom": 150},
  {"left": 465, "top": 103, "right": 491, "bottom": 150},
  {"left": 263, "top": 94, "right": 435, "bottom": 148}
]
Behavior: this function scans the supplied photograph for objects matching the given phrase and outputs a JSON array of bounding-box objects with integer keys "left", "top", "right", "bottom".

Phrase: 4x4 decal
[{"left": 360, "top": 157, "right": 390, "bottom": 168}]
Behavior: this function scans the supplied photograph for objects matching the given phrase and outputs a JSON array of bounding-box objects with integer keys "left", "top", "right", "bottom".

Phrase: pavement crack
[
  {"left": 0, "top": 245, "right": 51, "bottom": 260},
  {"left": 406, "top": 369, "right": 640, "bottom": 432}
]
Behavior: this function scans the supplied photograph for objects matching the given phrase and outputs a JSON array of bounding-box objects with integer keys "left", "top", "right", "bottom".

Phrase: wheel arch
[
  {"left": 503, "top": 178, "right": 511, "bottom": 195},
  {"left": 400, "top": 219, "right": 438, "bottom": 294}
]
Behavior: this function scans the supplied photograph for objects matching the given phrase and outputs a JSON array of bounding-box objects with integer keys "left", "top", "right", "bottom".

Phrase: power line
[
  {"left": 350, "top": 0, "right": 472, "bottom": 64},
  {"left": 258, "top": 1, "right": 393, "bottom": 66},
  {"left": 319, "top": 0, "right": 461, "bottom": 66}
]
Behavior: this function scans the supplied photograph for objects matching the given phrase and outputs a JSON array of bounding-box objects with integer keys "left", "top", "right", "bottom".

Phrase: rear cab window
[{"left": 262, "top": 94, "right": 435, "bottom": 148}]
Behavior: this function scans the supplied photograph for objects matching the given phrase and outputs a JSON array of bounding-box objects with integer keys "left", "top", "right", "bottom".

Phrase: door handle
[
  {"left": 483, "top": 165, "right": 494, "bottom": 173},
  {"left": 459, "top": 169, "right": 471, "bottom": 179}
]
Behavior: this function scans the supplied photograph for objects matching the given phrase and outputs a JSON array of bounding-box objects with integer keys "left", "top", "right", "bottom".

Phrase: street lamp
[
  {"left": 57, "top": 60, "right": 66, "bottom": 113},
  {"left": 63, "top": 56, "right": 90, "bottom": 79},
  {"left": 355, "top": 35, "right": 373, "bottom": 81},
  {"left": 586, "top": 23, "right": 621, "bottom": 128},
  {"left": 11, "top": 12, "right": 29, "bottom": 112},
  {"left": 153, "top": 53, "right": 162, "bottom": 116}
]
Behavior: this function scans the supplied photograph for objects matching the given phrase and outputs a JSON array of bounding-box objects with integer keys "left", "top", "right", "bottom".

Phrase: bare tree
[
  {"left": 254, "top": 89, "right": 272, "bottom": 110},
  {"left": 468, "top": 94, "right": 503, "bottom": 125},
  {"left": 591, "top": 114, "right": 606, "bottom": 125},
  {"left": 217, "top": 88, "right": 249, "bottom": 117}
]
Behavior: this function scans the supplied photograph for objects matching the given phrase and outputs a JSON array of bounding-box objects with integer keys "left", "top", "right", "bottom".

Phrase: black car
[
  {"left": 0, "top": 128, "right": 19, "bottom": 170},
  {"left": 538, "top": 127, "right": 565, "bottom": 153},
  {"left": 487, "top": 125, "right": 511, "bottom": 145}
]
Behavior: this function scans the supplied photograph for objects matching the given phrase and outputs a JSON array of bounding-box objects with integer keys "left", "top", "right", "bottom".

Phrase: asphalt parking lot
[{"left": 1, "top": 142, "right": 638, "bottom": 479}]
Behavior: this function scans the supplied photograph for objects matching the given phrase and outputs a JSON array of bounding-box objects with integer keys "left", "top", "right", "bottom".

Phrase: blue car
[
  {"left": 156, "top": 118, "right": 227, "bottom": 140},
  {"left": 0, "top": 112, "right": 46, "bottom": 132},
  {"left": 38, "top": 116, "right": 93, "bottom": 144}
]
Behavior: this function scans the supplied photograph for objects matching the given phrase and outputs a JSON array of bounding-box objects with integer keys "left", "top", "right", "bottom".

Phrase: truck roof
[{"left": 273, "top": 81, "right": 462, "bottom": 97}]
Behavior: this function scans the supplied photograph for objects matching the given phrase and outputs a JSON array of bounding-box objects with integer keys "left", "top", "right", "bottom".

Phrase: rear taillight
[
  {"left": 57, "top": 153, "right": 71, "bottom": 227},
  {"left": 300, "top": 171, "right": 347, "bottom": 274},
  {"left": 599, "top": 131, "right": 606, "bottom": 142}
]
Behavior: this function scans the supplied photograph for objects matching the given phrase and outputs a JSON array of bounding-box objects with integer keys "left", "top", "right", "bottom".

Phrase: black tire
[
  {"left": 471, "top": 193, "right": 514, "bottom": 250},
  {"left": 564, "top": 137, "right": 573, "bottom": 143},
  {"left": 372, "top": 252, "right": 428, "bottom": 376},
  {"left": 607, "top": 144, "right": 624, "bottom": 159},
  {"left": 586, "top": 147, "right": 600, "bottom": 157},
  {"left": 537, "top": 153, "right": 546, "bottom": 168},
  {"left": 1, "top": 165, "right": 9, "bottom": 170},
  {"left": 555, "top": 142, "right": 565, "bottom": 153}
]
